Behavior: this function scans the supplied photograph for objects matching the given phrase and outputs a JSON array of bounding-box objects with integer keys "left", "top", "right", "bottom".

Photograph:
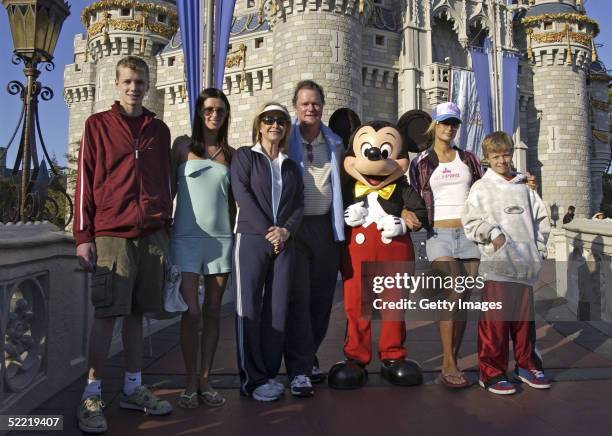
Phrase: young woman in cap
[
  {"left": 170, "top": 88, "right": 234, "bottom": 409},
  {"left": 409, "top": 102, "right": 483, "bottom": 389},
  {"left": 230, "top": 102, "right": 304, "bottom": 402}
]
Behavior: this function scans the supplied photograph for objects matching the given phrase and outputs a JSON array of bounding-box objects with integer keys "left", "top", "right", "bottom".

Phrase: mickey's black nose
[{"left": 365, "top": 147, "right": 381, "bottom": 161}]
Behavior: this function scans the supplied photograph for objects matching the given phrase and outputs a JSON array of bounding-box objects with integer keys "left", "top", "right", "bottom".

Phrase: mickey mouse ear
[
  {"left": 397, "top": 110, "right": 432, "bottom": 153},
  {"left": 329, "top": 108, "right": 362, "bottom": 152}
]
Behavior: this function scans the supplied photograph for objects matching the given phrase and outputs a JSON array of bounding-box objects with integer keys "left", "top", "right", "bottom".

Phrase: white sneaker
[
  {"left": 267, "top": 378, "right": 285, "bottom": 396},
  {"left": 252, "top": 382, "right": 280, "bottom": 402},
  {"left": 290, "top": 375, "right": 314, "bottom": 397},
  {"left": 311, "top": 365, "right": 326, "bottom": 383}
]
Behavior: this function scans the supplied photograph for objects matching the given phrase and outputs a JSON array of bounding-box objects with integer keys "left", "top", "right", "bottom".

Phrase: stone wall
[
  {"left": 530, "top": 59, "right": 591, "bottom": 218},
  {"left": 0, "top": 223, "right": 179, "bottom": 419},
  {"left": 588, "top": 77, "right": 611, "bottom": 212},
  {"left": 554, "top": 219, "right": 612, "bottom": 324},
  {"left": 0, "top": 224, "right": 89, "bottom": 417},
  {"left": 271, "top": 5, "right": 364, "bottom": 120},
  {"left": 431, "top": 17, "right": 468, "bottom": 68}
]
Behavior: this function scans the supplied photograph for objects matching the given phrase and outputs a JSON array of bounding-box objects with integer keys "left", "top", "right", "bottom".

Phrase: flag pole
[
  {"left": 205, "top": 0, "right": 214, "bottom": 88},
  {"left": 489, "top": 0, "right": 502, "bottom": 132}
]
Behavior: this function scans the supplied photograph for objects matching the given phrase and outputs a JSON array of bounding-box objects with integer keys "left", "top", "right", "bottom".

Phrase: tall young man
[{"left": 74, "top": 56, "right": 173, "bottom": 433}]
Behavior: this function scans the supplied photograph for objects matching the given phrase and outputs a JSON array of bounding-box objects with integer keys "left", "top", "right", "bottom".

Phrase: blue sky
[{"left": 1, "top": 0, "right": 610, "bottom": 167}]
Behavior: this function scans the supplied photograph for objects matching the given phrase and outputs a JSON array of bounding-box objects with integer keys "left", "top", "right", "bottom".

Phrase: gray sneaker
[
  {"left": 311, "top": 365, "right": 326, "bottom": 383},
  {"left": 119, "top": 385, "right": 173, "bottom": 415},
  {"left": 267, "top": 378, "right": 285, "bottom": 396},
  {"left": 77, "top": 395, "right": 107, "bottom": 434},
  {"left": 252, "top": 382, "right": 280, "bottom": 402}
]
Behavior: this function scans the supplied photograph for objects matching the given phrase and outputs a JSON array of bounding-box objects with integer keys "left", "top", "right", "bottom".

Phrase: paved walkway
[{"left": 24, "top": 261, "right": 612, "bottom": 436}]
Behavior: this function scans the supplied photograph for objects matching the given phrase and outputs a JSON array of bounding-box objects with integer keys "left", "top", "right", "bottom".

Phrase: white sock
[
  {"left": 123, "top": 371, "right": 142, "bottom": 396},
  {"left": 82, "top": 379, "right": 102, "bottom": 401}
]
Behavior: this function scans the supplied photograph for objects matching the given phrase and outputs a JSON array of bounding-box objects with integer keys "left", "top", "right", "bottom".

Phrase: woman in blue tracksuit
[{"left": 230, "top": 102, "right": 304, "bottom": 402}]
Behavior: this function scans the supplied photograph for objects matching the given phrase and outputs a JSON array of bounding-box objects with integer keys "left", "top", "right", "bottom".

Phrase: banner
[
  {"left": 469, "top": 45, "right": 494, "bottom": 138},
  {"left": 450, "top": 69, "right": 486, "bottom": 158},
  {"left": 500, "top": 51, "right": 519, "bottom": 135},
  {"left": 177, "top": 0, "right": 202, "bottom": 123},
  {"left": 469, "top": 38, "right": 519, "bottom": 138},
  {"left": 214, "top": 0, "right": 236, "bottom": 90}
]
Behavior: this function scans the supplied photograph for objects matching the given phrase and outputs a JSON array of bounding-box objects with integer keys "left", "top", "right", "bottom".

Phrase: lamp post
[{"left": 2, "top": 0, "right": 70, "bottom": 223}]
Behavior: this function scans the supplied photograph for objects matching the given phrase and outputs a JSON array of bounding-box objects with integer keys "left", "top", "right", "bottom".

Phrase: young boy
[{"left": 462, "top": 131, "right": 551, "bottom": 395}]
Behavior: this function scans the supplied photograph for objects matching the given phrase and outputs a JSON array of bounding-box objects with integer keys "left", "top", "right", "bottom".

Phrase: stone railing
[
  {"left": 553, "top": 219, "right": 612, "bottom": 324},
  {"left": 0, "top": 223, "right": 88, "bottom": 418},
  {"left": 0, "top": 223, "right": 177, "bottom": 420}
]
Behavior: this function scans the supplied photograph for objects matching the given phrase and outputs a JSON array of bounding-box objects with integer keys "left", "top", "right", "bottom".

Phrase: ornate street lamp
[{"left": 1, "top": 0, "right": 71, "bottom": 223}]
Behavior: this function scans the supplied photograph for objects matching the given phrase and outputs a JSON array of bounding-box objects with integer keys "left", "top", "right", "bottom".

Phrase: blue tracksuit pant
[{"left": 233, "top": 232, "right": 293, "bottom": 395}]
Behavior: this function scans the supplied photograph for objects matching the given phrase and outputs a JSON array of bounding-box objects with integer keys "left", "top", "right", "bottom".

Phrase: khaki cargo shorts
[{"left": 91, "top": 229, "right": 169, "bottom": 318}]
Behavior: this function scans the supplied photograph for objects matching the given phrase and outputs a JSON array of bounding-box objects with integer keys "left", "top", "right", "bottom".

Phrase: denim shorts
[{"left": 426, "top": 227, "right": 481, "bottom": 261}]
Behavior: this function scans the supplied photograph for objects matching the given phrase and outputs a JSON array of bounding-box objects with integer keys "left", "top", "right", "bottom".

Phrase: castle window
[
  {"left": 168, "top": 56, "right": 176, "bottom": 66},
  {"left": 158, "top": 13, "right": 167, "bottom": 24},
  {"left": 543, "top": 21, "right": 552, "bottom": 30},
  {"left": 227, "top": 44, "right": 233, "bottom": 51},
  {"left": 375, "top": 34, "right": 385, "bottom": 46},
  {"left": 247, "top": 0, "right": 255, "bottom": 8},
  {"left": 120, "top": 8, "right": 130, "bottom": 17},
  {"left": 255, "top": 37, "right": 264, "bottom": 48}
]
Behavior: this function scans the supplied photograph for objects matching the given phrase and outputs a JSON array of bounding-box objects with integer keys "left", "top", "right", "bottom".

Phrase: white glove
[
  {"left": 377, "top": 215, "right": 407, "bottom": 239},
  {"left": 344, "top": 201, "right": 368, "bottom": 227}
]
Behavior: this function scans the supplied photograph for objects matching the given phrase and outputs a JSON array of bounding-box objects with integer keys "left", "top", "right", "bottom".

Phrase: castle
[{"left": 63, "top": 0, "right": 611, "bottom": 219}]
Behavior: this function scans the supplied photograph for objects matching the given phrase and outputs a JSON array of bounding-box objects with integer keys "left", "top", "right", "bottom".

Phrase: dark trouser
[
  {"left": 284, "top": 214, "right": 341, "bottom": 379},
  {"left": 478, "top": 280, "right": 543, "bottom": 385},
  {"left": 233, "top": 233, "right": 293, "bottom": 395}
]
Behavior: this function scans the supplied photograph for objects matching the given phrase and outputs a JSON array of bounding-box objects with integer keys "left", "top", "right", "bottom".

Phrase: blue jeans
[{"left": 426, "top": 227, "right": 481, "bottom": 261}]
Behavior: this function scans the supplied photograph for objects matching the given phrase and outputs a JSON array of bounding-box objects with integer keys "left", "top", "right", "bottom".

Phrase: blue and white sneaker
[
  {"left": 516, "top": 368, "right": 551, "bottom": 389},
  {"left": 290, "top": 375, "right": 314, "bottom": 397},
  {"left": 252, "top": 382, "right": 281, "bottom": 402},
  {"left": 479, "top": 379, "right": 516, "bottom": 395},
  {"left": 267, "top": 378, "right": 285, "bottom": 396}
]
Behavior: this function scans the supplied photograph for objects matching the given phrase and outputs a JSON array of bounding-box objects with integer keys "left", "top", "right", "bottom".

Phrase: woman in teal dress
[{"left": 170, "top": 88, "right": 235, "bottom": 408}]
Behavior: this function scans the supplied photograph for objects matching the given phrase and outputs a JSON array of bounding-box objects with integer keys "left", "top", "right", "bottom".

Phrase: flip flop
[
  {"left": 199, "top": 390, "right": 226, "bottom": 408},
  {"left": 177, "top": 391, "right": 199, "bottom": 409},
  {"left": 440, "top": 372, "right": 470, "bottom": 389}
]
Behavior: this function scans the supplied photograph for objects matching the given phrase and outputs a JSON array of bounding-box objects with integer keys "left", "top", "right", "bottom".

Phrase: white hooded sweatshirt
[{"left": 461, "top": 169, "right": 551, "bottom": 285}]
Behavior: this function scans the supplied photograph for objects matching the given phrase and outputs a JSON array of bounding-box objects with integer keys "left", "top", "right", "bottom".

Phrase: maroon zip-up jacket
[
  {"left": 409, "top": 146, "right": 483, "bottom": 230},
  {"left": 73, "top": 102, "right": 172, "bottom": 246}
]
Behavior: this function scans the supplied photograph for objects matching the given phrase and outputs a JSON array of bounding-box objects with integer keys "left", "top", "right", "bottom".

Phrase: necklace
[{"left": 205, "top": 145, "right": 223, "bottom": 161}]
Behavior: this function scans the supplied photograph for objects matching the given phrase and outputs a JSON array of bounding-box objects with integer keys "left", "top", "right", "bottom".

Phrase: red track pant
[
  {"left": 341, "top": 224, "right": 414, "bottom": 365},
  {"left": 478, "top": 280, "right": 543, "bottom": 383}
]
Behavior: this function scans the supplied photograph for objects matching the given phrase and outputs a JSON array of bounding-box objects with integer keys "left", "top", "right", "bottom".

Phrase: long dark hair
[{"left": 191, "top": 88, "right": 233, "bottom": 162}]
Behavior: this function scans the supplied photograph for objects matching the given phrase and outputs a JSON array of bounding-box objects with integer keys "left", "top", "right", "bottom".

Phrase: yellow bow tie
[{"left": 355, "top": 181, "right": 396, "bottom": 200}]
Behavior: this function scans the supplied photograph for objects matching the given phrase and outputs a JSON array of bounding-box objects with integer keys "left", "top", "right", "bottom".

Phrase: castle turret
[
  {"left": 63, "top": 0, "right": 177, "bottom": 204},
  {"left": 522, "top": 0, "right": 598, "bottom": 218},
  {"left": 80, "top": 0, "right": 177, "bottom": 115},
  {"left": 264, "top": 0, "right": 373, "bottom": 119},
  {"left": 588, "top": 59, "right": 611, "bottom": 212}
]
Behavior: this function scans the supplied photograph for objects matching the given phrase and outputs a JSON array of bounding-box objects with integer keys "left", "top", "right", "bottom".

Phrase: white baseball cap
[{"left": 432, "top": 102, "right": 462, "bottom": 123}]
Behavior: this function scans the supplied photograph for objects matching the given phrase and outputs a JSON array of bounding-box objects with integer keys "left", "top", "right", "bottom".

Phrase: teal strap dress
[{"left": 170, "top": 159, "right": 233, "bottom": 275}]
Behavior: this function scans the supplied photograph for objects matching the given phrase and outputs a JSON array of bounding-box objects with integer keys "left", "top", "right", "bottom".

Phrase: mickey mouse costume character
[{"left": 328, "top": 121, "right": 428, "bottom": 389}]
